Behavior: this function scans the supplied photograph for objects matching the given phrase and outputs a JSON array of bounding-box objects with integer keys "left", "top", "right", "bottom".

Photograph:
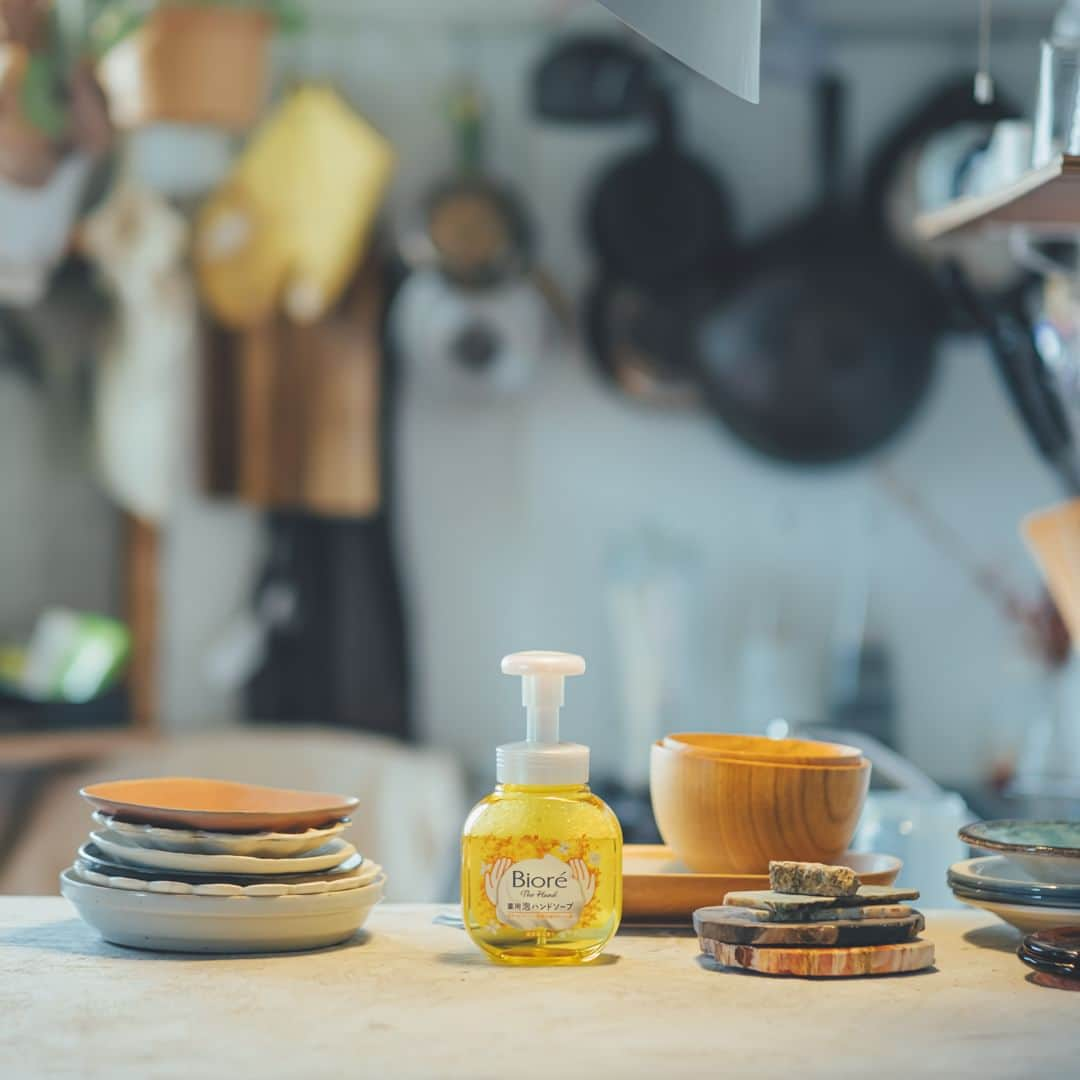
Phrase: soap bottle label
[{"left": 484, "top": 852, "right": 596, "bottom": 931}]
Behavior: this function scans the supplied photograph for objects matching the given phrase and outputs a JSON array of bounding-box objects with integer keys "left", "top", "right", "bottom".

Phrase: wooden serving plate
[
  {"left": 80, "top": 777, "right": 359, "bottom": 832},
  {"left": 622, "top": 846, "right": 901, "bottom": 921}
]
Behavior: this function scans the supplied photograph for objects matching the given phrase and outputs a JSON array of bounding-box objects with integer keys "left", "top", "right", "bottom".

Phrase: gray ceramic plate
[
  {"left": 959, "top": 821, "right": 1080, "bottom": 884},
  {"left": 948, "top": 856, "right": 1080, "bottom": 903}
]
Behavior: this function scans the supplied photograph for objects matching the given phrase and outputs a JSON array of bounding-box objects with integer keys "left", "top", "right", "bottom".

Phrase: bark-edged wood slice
[{"left": 700, "top": 937, "right": 935, "bottom": 977}]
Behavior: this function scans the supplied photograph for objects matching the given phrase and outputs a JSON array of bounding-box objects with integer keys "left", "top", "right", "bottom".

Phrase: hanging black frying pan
[
  {"left": 533, "top": 35, "right": 737, "bottom": 403},
  {"left": 862, "top": 76, "right": 1027, "bottom": 326},
  {"left": 693, "top": 74, "right": 939, "bottom": 465}
]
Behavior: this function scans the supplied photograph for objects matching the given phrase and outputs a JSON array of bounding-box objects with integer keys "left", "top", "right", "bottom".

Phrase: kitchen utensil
[
  {"left": 586, "top": 89, "right": 733, "bottom": 293},
  {"left": 959, "top": 820, "right": 1080, "bottom": 884},
  {"left": 87, "top": 831, "right": 357, "bottom": 876},
  {"left": 390, "top": 268, "right": 556, "bottom": 400},
  {"left": 694, "top": 74, "right": 937, "bottom": 464},
  {"left": 60, "top": 866, "right": 384, "bottom": 953},
  {"left": 699, "top": 937, "right": 934, "bottom": 977},
  {"left": 91, "top": 811, "right": 346, "bottom": 857},
  {"left": 621, "top": 845, "right": 900, "bottom": 921},
  {"left": 662, "top": 732, "right": 863, "bottom": 766},
  {"left": 649, "top": 740, "right": 871, "bottom": 874},
  {"left": 80, "top": 777, "right": 360, "bottom": 832},
  {"left": 531, "top": 35, "right": 654, "bottom": 123}
]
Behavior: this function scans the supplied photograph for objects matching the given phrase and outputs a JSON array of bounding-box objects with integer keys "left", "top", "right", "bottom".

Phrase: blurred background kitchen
[{"left": 3, "top": 0, "right": 1080, "bottom": 904}]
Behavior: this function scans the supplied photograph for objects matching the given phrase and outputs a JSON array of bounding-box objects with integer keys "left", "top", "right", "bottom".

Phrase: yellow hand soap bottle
[{"left": 462, "top": 651, "right": 622, "bottom": 965}]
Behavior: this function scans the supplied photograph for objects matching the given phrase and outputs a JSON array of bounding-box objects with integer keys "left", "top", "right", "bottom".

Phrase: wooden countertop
[{"left": 0, "top": 901, "right": 1075, "bottom": 1078}]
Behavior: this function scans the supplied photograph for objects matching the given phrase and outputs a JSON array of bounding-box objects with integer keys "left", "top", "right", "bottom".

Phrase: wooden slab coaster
[
  {"left": 724, "top": 885, "right": 920, "bottom": 917},
  {"left": 694, "top": 907, "right": 924, "bottom": 947},
  {"left": 700, "top": 938, "right": 935, "bottom": 977}
]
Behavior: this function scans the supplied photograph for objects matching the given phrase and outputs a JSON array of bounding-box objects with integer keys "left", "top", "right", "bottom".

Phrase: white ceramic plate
[
  {"left": 73, "top": 858, "right": 384, "bottom": 897},
  {"left": 89, "top": 830, "right": 356, "bottom": 875},
  {"left": 948, "top": 855, "right": 1080, "bottom": 903},
  {"left": 92, "top": 811, "right": 347, "bottom": 857},
  {"left": 61, "top": 868, "right": 385, "bottom": 953},
  {"left": 953, "top": 892, "right": 1080, "bottom": 933}
]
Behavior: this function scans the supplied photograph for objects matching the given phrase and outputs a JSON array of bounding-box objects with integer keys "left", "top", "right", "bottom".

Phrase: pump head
[{"left": 497, "top": 651, "right": 588, "bottom": 785}]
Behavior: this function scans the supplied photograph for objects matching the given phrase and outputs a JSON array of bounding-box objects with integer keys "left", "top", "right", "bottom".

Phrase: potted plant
[
  {"left": 0, "top": 0, "right": 118, "bottom": 185},
  {"left": 96, "top": 1, "right": 302, "bottom": 131}
]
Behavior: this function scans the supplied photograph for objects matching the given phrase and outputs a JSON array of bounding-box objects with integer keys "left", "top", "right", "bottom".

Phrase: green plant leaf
[{"left": 19, "top": 54, "right": 68, "bottom": 138}]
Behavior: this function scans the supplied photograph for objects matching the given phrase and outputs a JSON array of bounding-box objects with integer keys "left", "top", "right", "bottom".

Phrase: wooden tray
[{"left": 623, "top": 846, "right": 901, "bottom": 921}]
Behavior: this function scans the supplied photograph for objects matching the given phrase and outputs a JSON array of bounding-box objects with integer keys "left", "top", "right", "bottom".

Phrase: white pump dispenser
[{"left": 497, "top": 651, "right": 588, "bottom": 785}]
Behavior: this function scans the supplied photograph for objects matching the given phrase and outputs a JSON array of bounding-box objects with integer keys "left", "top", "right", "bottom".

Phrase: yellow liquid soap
[{"left": 462, "top": 782, "right": 622, "bottom": 965}]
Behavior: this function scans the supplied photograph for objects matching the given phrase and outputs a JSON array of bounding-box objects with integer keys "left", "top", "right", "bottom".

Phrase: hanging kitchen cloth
[
  {"left": 81, "top": 181, "right": 198, "bottom": 522},
  {"left": 195, "top": 84, "right": 395, "bottom": 329}
]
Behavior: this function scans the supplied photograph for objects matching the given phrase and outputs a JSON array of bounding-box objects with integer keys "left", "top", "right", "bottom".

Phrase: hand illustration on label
[
  {"left": 484, "top": 857, "right": 512, "bottom": 907},
  {"left": 491, "top": 852, "right": 596, "bottom": 931}
]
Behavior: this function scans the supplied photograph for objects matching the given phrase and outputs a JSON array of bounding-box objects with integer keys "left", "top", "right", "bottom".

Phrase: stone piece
[
  {"left": 769, "top": 861, "right": 859, "bottom": 897},
  {"left": 693, "top": 906, "right": 924, "bottom": 947}
]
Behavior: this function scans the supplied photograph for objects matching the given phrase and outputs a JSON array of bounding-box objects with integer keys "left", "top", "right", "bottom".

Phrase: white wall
[{"left": 155, "top": 1, "right": 1065, "bottom": 786}]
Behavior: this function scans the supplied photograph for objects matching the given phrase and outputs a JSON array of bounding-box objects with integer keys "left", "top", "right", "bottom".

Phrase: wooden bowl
[
  {"left": 662, "top": 733, "right": 863, "bottom": 767},
  {"left": 649, "top": 740, "right": 871, "bottom": 874},
  {"left": 80, "top": 777, "right": 359, "bottom": 833}
]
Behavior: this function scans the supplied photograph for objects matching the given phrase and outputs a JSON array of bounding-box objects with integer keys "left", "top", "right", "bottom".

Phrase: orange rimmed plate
[
  {"left": 622, "top": 845, "right": 902, "bottom": 921},
  {"left": 80, "top": 777, "right": 359, "bottom": 833}
]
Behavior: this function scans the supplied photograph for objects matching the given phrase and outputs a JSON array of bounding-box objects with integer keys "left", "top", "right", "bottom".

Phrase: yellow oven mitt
[{"left": 196, "top": 85, "right": 395, "bottom": 327}]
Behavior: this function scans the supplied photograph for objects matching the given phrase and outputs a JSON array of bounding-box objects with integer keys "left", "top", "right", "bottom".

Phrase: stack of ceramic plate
[
  {"left": 1018, "top": 927, "right": 1080, "bottom": 990},
  {"left": 948, "top": 820, "right": 1080, "bottom": 933},
  {"left": 61, "top": 777, "right": 385, "bottom": 953}
]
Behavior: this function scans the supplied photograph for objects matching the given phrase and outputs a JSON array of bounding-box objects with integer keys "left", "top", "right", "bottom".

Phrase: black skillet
[
  {"left": 533, "top": 35, "right": 736, "bottom": 402},
  {"left": 693, "top": 74, "right": 939, "bottom": 465}
]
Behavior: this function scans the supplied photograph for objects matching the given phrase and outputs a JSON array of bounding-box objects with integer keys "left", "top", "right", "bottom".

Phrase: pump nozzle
[{"left": 498, "top": 651, "right": 588, "bottom": 785}]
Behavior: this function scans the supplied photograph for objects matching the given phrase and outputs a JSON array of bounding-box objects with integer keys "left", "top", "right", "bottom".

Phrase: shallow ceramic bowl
[
  {"left": 92, "top": 811, "right": 347, "bottom": 857},
  {"left": 649, "top": 740, "right": 871, "bottom": 874},
  {"left": 947, "top": 855, "right": 1080, "bottom": 907},
  {"left": 80, "top": 777, "right": 359, "bottom": 833},
  {"left": 951, "top": 891, "right": 1080, "bottom": 934},
  {"left": 663, "top": 733, "right": 863, "bottom": 767},
  {"left": 959, "top": 820, "right": 1080, "bottom": 885},
  {"left": 88, "top": 830, "right": 356, "bottom": 876},
  {"left": 60, "top": 868, "right": 385, "bottom": 953}
]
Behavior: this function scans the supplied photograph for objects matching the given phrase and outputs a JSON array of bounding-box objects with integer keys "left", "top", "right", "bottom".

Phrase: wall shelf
[{"left": 915, "top": 154, "right": 1080, "bottom": 239}]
